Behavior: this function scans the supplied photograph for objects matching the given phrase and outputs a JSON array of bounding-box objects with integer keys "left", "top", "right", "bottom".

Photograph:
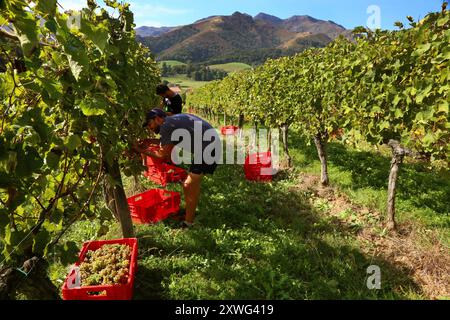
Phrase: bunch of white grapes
[{"left": 79, "top": 244, "right": 131, "bottom": 286}]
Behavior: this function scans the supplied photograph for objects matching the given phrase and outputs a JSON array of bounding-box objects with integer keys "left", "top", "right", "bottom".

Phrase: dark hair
[
  {"left": 156, "top": 84, "right": 169, "bottom": 95},
  {"left": 142, "top": 108, "right": 167, "bottom": 127}
]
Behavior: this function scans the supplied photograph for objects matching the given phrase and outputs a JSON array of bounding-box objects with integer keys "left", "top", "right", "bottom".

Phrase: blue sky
[{"left": 58, "top": 0, "right": 445, "bottom": 29}]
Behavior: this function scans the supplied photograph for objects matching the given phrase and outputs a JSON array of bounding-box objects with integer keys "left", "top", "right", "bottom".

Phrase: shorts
[
  {"left": 189, "top": 140, "right": 219, "bottom": 175},
  {"left": 189, "top": 162, "right": 218, "bottom": 175}
]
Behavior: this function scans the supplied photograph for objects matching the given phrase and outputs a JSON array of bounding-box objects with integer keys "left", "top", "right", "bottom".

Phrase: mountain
[
  {"left": 281, "top": 15, "right": 347, "bottom": 39},
  {"left": 194, "top": 15, "right": 222, "bottom": 24},
  {"left": 137, "top": 12, "right": 350, "bottom": 65},
  {"left": 135, "top": 26, "right": 176, "bottom": 37},
  {"left": 254, "top": 13, "right": 283, "bottom": 25}
]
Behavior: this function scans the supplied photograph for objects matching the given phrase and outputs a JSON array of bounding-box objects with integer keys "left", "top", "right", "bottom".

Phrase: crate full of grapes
[{"left": 62, "top": 238, "right": 138, "bottom": 300}]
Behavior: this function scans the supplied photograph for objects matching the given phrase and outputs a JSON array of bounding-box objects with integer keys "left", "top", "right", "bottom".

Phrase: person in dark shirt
[
  {"left": 156, "top": 84, "right": 183, "bottom": 115},
  {"left": 135, "top": 109, "right": 221, "bottom": 228}
]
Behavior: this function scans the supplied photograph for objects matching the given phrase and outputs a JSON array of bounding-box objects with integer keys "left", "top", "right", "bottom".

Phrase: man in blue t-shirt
[{"left": 135, "top": 109, "right": 221, "bottom": 228}]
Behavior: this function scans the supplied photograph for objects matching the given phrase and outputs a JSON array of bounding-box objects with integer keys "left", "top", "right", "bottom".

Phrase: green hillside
[
  {"left": 158, "top": 60, "right": 187, "bottom": 67},
  {"left": 163, "top": 75, "right": 208, "bottom": 90},
  {"left": 209, "top": 62, "right": 252, "bottom": 73}
]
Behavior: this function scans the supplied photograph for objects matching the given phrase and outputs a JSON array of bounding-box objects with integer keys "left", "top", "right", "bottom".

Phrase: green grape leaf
[
  {"left": 416, "top": 43, "right": 431, "bottom": 55},
  {"left": 59, "top": 241, "right": 80, "bottom": 265},
  {"left": 13, "top": 11, "right": 39, "bottom": 56},
  {"left": 438, "top": 101, "right": 449, "bottom": 114},
  {"left": 68, "top": 56, "right": 83, "bottom": 81},
  {"left": 36, "top": 0, "right": 57, "bottom": 16},
  {"left": 423, "top": 132, "right": 436, "bottom": 145},
  {"left": 45, "top": 151, "right": 61, "bottom": 170},
  {"left": 437, "top": 16, "right": 449, "bottom": 27},
  {"left": 49, "top": 209, "right": 63, "bottom": 225},
  {"left": 41, "top": 79, "right": 63, "bottom": 101},
  {"left": 81, "top": 20, "right": 109, "bottom": 53},
  {"left": 0, "top": 172, "right": 17, "bottom": 190},
  {"left": 32, "top": 229, "right": 51, "bottom": 256},
  {"left": 44, "top": 19, "right": 58, "bottom": 33},
  {"left": 379, "top": 121, "right": 390, "bottom": 131},
  {"left": 394, "top": 108, "right": 404, "bottom": 119},
  {"left": 4, "top": 226, "right": 27, "bottom": 248},
  {"left": 66, "top": 135, "right": 82, "bottom": 152},
  {"left": 15, "top": 147, "right": 43, "bottom": 178},
  {"left": 1, "top": 245, "right": 14, "bottom": 263},
  {"left": 80, "top": 100, "right": 107, "bottom": 116},
  {"left": 0, "top": 209, "right": 9, "bottom": 238},
  {"left": 393, "top": 95, "right": 401, "bottom": 107},
  {"left": 0, "top": 15, "right": 8, "bottom": 27}
]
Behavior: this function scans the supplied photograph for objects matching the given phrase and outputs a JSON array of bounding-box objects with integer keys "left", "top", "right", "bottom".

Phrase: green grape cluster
[{"left": 79, "top": 244, "right": 131, "bottom": 286}]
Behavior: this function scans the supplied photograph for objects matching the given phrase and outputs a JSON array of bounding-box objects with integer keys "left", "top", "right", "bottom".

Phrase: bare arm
[{"left": 133, "top": 143, "right": 174, "bottom": 162}]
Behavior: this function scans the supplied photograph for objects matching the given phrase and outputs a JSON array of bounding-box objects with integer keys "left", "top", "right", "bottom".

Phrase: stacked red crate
[
  {"left": 127, "top": 189, "right": 181, "bottom": 224},
  {"left": 140, "top": 141, "right": 187, "bottom": 186}
]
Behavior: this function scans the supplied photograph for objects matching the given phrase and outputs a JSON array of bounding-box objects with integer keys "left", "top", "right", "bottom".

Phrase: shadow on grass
[
  {"left": 134, "top": 266, "right": 165, "bottom": 300},
  {"left": 288, "top": 134, "right": 450, "bottom": 216},
  {"left": 133, "top": 163, "right": 422, "bottom": 299}
]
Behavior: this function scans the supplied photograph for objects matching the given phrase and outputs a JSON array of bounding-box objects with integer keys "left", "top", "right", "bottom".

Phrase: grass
[
  {"left": 122, "top": 163, "right": 423, "bottom": 300},
  {"left": 158, "top": 60, "right": 187, "bottom": 67},
  {"left": 209, "top": 62, "right": 252, "bottom": 73},
  {"left": 48, "top": 123, "right": 449, "bottom": 300},
  {"left": 286, "top": 133, "right": 450, "bottom": 246},
  {"left": 163, "top": 75, "right": 209, "bottom": 90},
  {"left": 161, "top": 61, "right": 251, "bottom": 90}
]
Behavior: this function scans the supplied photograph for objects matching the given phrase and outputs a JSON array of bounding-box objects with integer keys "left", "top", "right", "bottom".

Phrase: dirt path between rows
[{"left": 293, "top": 173, "right": 450, "bottom": 299}]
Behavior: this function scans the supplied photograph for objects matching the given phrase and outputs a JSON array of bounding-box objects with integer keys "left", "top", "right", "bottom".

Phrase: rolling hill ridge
[{"left": 137, "top": 12, "right": 352, "bottom": 65}]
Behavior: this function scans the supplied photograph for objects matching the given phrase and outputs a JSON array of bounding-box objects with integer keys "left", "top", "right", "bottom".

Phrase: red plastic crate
[
  {"left": 244, "top": 152, "right": 274, "bottom": 182},
  {"left": 143, "top": 163, "right": 187, "bottom": 186},
  {"left": 62, "top": 238, "right": 138, "bottom": 300},
  {"left": 140, "top": 143, "right": 166, "bottom": 167},
  {"left": 127, "top": 189, "right": 181, "bottom": 224},
  {"left": 139, "top": 142, "right": 187, "bottom": 186},
  {"left": 138, "top": 139, "right": 160, "bottom": 150},
  {"left": 142, "top": 148, "right": 165, "bottom": 166},
  {"left": 221, "top": 125, "right": 239, "bottom": 136}
]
